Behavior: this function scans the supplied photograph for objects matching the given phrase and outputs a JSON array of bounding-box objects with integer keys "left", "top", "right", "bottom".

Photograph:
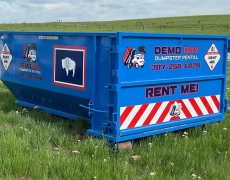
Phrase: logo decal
[
  {"left": 19, "top": 43, "right": 42, "bottom": 81},
  {"left": 22, "top": 43, "right": 37, "bottom": 63},
  {"left": 62, "top": 57, "right": 76, "bottom": 77},
  {"left": 169, "top": 103, "right": 182, "bottom": 116},
  {"left": 53, "top": 45, "right": 86, "bottom": 90},
  {"left": 122, "top": 46, "right": 146, "bottom": 69},
  {"left": 1, "top": 43, "right": 13, "bottom": 70},
  {"left": 204, "top": 44, "right": 220, "bottom": 71}
]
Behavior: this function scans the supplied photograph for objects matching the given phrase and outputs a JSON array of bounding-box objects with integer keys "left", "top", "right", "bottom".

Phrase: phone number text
[
  {"left": 152, "top": 63, "right": 200, "bottom": 70},
  {"left": 19, "top": 73, "right": 43, "bottom": 80}
]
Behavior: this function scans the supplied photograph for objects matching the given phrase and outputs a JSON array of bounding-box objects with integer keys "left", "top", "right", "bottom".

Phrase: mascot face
[{"left": 28, "top": 50, "right": 36, "bottom": 61}]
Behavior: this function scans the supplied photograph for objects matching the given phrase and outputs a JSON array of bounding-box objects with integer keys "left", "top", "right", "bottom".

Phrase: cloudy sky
[{"left": 0, "top": 0, "right": 229, "bottom": 23}]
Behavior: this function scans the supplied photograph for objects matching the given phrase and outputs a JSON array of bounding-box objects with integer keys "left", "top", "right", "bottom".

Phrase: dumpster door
[
  {"left": 117, "top": 33, "right": 228, "bottom": 142},
  {"left": 88, "top": 36, "right": 116, "bottom": 137}
]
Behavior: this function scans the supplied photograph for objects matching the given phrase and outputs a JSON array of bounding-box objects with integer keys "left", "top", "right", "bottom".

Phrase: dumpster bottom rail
[
  {"left": 87, "top": 116, "right": 225, "bottom": 143},
  {"left": 15, "top": 100, "right": 86, "bottom": 121}
]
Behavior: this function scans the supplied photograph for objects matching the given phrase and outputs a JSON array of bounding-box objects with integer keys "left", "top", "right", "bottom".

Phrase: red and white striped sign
[{"left": 120, "top": 95, "right": 220, "bottom": 130}]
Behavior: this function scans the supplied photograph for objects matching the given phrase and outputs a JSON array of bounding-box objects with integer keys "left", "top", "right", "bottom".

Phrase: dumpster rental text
[
  {"left": 18, "top": 62, "right": 43, "bottom": 80},
  {"left": 146, "top": 84, "right": 199, "bottom": 98},
  {"left": 154, "top": 46, "right": 199, "bottom": 61}
]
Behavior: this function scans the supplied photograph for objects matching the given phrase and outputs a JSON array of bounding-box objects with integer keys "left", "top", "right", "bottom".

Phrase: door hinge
[
  {"left": 112, "top": 70, "right": 118, "bottom": 77},
  {"left": 106, "top": 46, "right": 118, "bottom": 53},
  {"left": 104, "top": 84, "right": 117, "bottom": 92}
]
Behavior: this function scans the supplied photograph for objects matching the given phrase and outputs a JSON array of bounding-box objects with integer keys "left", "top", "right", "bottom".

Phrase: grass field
[
  {"left": 1, "top": 14, "right": 230, "bottom": 35},
  {"left": 0, "top": 14, "right": 230, "bottom": 180}
]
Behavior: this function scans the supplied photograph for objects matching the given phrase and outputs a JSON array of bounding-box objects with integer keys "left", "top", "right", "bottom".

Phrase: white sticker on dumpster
[
  {"left": 204, "top": 44, "right": 220, "bottom": 71},
  {"left": 39, "top": 36, "right": 58, "bottom": 40},
  {"left": 0, "top": 43, "right": 12, "bottom": 70}
]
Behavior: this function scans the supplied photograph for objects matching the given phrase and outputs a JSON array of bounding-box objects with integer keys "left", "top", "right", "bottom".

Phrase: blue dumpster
[{"left": 0, "top": 31, "right": 229, "bottom": 143}]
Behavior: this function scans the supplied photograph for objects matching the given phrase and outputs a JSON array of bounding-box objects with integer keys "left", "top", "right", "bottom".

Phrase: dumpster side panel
[
  {"left": 117, "top": 33, "right": 228, "bottom": 141},
  {"left": 0, "top": 33, "right": 98, "bottom": 119}
]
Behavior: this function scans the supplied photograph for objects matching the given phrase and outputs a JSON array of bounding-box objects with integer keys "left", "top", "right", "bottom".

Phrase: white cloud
[{"left": 0, "top": 0, "right": 229, "bottom": 23}]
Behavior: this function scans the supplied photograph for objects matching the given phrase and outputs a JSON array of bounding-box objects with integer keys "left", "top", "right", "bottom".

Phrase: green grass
[{"left": 0, "top": 14, "right": 230, "bottom": 179}]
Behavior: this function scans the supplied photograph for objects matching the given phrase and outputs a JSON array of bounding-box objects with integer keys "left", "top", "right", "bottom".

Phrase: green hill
[{"left": 1, "top": 14, "right": 230, "bottom": 35}]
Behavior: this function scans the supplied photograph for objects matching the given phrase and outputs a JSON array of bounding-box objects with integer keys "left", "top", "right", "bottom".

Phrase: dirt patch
[{"left": 4, "top": 123, "right": 14, "bottom": 128}]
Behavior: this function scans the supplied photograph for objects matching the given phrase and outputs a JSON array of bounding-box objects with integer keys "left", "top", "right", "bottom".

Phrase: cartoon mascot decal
[
  {"left": 122, "top": 46, "right": 146, "bottom": 69},
  {"left": 22, "top": 43, "right": 37, "bottom": 63}
]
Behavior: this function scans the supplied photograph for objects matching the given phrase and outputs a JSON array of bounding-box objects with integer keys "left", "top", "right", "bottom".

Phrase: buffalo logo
[
  {"left": 169, "top": 103, "right": 182, "bottom": 116},
  {"left": 23, "top": 43, "right": 37, "bottom": 62},
  {"left": 61, "top": 57, "right": 76, "bottom": 77},
  {"left": 53, "top": 45, "right": 86, "bottom": 90},
  {"left": 122, "top": 46, "right": 146, "bottom": 69}
]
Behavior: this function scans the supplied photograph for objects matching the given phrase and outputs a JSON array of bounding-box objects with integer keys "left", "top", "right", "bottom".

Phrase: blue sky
[{"left": 0, "top": 0, "right": 229, "bottom": 23}]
